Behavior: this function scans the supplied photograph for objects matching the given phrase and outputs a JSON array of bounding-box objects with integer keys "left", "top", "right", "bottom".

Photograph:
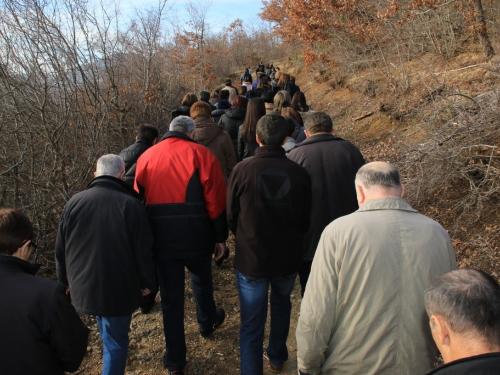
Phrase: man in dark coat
[
  {"left": 288, "top": 111, "right": 365, "bottom": 295},
  {"left": 227, "top": 114, "right": 312, "bottom": 375},
  {"left": 135, "top": 116, "right": 228, "bottom": 375},
  {"left": 425, "top": 268, "right": 500, "bottom": 375},
  {"left": 56, "top": 154, "right": 156, "bottom": 375},
  {"left": 0, "top": 208, "right": 88, "bottom": 375},
  {"left": 119, "top": 124, "right": 159, "bottom": 314},
  {"left": 119, "top": 124, "right": 158, "bottom": 188}
]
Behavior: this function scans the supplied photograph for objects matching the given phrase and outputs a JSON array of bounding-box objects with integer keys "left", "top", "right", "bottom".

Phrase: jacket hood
[
  {"left": 225, "top": 108, "right": 246, "bottom": 120},
  {"left": 194, "top": 118, "right": 223, "bottom": 145}
]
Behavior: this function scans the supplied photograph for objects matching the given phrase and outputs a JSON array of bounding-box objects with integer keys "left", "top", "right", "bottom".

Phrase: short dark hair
[
  {"left": 0, "top": 208, "right": 34, "bottom": 255},
  {"left": 304, "top": 112, "right": 333, "bottom": 134},
  {"left": 239, "top": 86, "right": 247, "bottom": 95},
  {"left": 225, "top": 79, "right": 232, "bottom": 86},
  {"left": 425, "top": 268, "right": 500, "bottom": 347},
  {"left": 220, "top": 90, "right": 230, "bottom": 100},
  {"left": 256, "top": 115, "right": 287, "bottom": 146},
  {"left": 261, "top": 89, "right": 275, "bottom": 104},
  {"left": 137, "top": 124, "right": 158, "bottom": 144},
  {"left": 199, "top": 90, "right": 210, "bottom": 101}
]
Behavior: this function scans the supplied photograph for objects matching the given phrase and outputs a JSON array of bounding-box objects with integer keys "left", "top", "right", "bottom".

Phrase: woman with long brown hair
[{"left": 237, "top": 98, "right": 266, "bottom": 161}]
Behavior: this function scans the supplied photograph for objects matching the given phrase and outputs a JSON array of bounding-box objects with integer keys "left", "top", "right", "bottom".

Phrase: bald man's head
[{"left": 355, "top": 162, "right": 404, "bottom": 204}]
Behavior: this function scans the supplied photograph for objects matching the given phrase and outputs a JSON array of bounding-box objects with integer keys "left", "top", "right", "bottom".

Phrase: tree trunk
[{"left": 474, "top": 0, "right": 495, "bottom": 58}]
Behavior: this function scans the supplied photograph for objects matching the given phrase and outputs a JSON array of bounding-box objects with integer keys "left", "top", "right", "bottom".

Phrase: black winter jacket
[
  {"left": 119, "top": 139, "right": 154, "bottom": 187},
  {"left": 288, "top": 134, "right": 365, "bottom": 260},
  {"left": 218, "top": 108, "right": 246, "bottom": 157},
  {"left": 211, "top": 109, "right": 227, "bottom": 124},
  {"left": 227, "top": 146, "right": 312, "bottom": 278},
  {"left": 56, "top": 176, "right": 156, "bottom": 316},
  {"left": 426, "top": 353, "right": 500, "bottom": 374},
  {"left": 0, "top": 256, "right": 88, "bottom": 375}
]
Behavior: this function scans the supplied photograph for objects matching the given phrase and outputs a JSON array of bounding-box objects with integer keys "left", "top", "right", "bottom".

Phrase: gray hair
[
  {"left": 355, "top": 162, "right": 401, "bottom": 191},
  {"left": 304, "top": 112, "right": 333, "bottom": 134},
  {"left": 169, "top": 116, "right": 196, "bottom": 133},
  {"left": 424, "top": 268, "right": 500, "bottom": 346},
  {"left": 95, "top": 154, "right": 125, "bottom": 178}
]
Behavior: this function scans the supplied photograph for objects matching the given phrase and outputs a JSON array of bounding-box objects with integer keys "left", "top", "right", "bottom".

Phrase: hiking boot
[
  {"left": 269, "top": 362, "right": 283, "bottom": 373},
  {"left": 165, "top": 370, "right": 184, "bottom": 375},
  {"left": 200, "top": 307, "right": 225, "bottom": 338}
]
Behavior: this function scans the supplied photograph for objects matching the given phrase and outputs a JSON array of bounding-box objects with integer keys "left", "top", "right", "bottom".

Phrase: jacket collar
[
  {"left": 86, "top": 175, "right": 140, "bottom": 199},
  {"left": 161, "top": 130, "right": 198, "bottom": 143},
  {"left": 0, "top": 254, "right": 40, "bottom": 275},
  {"left": 254, "top": 145, "right": 285, "bottom": 157},
  {"left": 136, "top": 138, "right": 152, "bottom": 146},
  {"left": 358, "top": 197, "right": 417, "bottom": 213},
  {"left": 295, "top": 133, "right": 345, "bottom": 147}
]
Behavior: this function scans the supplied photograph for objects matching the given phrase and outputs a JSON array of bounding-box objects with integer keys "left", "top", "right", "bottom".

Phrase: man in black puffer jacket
[
  {"left": 119, "top": 124, "right": 158, "bottom": 188},
  {"left": 56, "top": 154, "right": 156, "bottom": 375}
]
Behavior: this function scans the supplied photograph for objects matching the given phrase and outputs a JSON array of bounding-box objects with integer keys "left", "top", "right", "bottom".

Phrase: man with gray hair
[
  {"left": 135, "top": 116, "right": 228, "bottom": 375},
  {"left": 56, "top": 154, "right": 156, "bottom": 375},
  {"left": 288, "top": 111, "right": 365, "bottom": 296},
  {"left": 296, "top": 161, "right": 456, "bottom": 375},
  {"left": 424, "top": 268, "right": 500, "bottom": 374}
]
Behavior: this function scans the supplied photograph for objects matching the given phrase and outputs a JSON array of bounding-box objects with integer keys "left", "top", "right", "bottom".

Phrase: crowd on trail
[{"left": 1, "top": 62, "right": 500, "bottom": 375}]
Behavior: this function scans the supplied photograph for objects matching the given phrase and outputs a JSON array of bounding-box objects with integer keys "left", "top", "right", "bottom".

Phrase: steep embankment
[{"left": 279, "top": 53, "right": 499, "bottom": 277}]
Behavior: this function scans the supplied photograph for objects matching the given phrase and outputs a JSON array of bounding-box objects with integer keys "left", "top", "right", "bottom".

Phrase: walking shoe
[
  {"left": 269, "top": 363, "right": 283, "bottom": 373},
  {"left": 200, "top": 307, "right": 225, "bottom": 338},
  {"left": 165, "top": 370, "right": 184, "bottom": 375}
]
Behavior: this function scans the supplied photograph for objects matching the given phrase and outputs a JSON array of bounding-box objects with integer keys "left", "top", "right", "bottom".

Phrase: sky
[{"left": 120, "top": 0, "right": 268, "bottom": 34}]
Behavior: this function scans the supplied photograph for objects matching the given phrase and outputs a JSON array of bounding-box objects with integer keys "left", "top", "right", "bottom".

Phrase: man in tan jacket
[{"left": 296, "top": 161, "right": 456, "bottom": 375}]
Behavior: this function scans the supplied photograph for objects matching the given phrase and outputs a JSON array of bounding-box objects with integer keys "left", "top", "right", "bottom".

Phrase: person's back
[
  {"left": 56, "top": 171, "right": 155, "bottom": 316},
  {"left": 191, "top": 102, "right": 236, "bottom": 179},
  {"left": 0, "top": 208, "right": 88, "bottom": 375},
  {"left": 119, "top": 124, "right": 158, "bottom": 187},
  {"left": 308, "top": 200, "right": 456, "bottom": 373},
  {"left": 296, "top": 162, "right": 456, "bottom": 375},
  {"left": 288, "top": 112, "right": 364, "bottom": 294}
]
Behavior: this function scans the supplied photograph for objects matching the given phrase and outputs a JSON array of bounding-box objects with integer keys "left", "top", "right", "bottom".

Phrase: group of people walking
[{"left": 1, "top": 63, "right": 499, "bottom": 375}]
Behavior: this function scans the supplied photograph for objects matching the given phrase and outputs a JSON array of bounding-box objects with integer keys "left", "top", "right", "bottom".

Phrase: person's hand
[
  {"left": 214, "top": 243, "right": 227, "bottom": 262},
  {"left": 141, "top": 288, "right": 151, "bottom": 296}
]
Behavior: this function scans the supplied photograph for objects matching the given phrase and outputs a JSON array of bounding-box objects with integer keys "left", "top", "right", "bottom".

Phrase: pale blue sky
[{"left": 121, "top": 0, "right": 268, "bottom": 34}]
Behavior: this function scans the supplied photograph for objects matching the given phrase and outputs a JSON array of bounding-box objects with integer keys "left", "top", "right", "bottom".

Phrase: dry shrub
[{"left": 400, "top": 89, "right": 500, "bottom": 237}]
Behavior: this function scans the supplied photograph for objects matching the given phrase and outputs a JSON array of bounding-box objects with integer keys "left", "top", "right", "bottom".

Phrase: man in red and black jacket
[{"left": 135, "top": 116, "right": 228, "bottom": 375}]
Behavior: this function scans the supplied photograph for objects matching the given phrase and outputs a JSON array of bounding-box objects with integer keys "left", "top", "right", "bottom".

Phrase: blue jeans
[
  {"left": 235, "top": 269, "right": 297, "bottom": 375},
  {"left": 157, "top": 256, "right": 217, "bottom": 371},
  {"left": 96, "top": 314, "right": 132, "bottom": 375}
]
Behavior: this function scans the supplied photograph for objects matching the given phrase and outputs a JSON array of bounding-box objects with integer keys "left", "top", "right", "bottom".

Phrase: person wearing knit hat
[{"left": 190, "top": 102, "right": 236, "bottom": 180}]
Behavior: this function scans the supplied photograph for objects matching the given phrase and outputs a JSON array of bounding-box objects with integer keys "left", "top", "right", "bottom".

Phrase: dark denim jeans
[
  {"left": 157, "top": 256, "right": 217, "bottom": 371},
  {"left": 96, "top": 314, "right": 132, "bottom": 375},
  {"left": 235, "top": 269, "right": 297, "bottom": 375}
]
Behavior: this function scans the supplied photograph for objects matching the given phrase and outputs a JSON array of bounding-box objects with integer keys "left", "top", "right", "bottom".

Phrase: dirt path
[{"left": 77, "top": 247, "right": 302, "bottom": 375}]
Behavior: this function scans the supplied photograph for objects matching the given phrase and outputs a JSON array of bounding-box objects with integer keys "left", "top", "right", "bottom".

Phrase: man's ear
[
  {"left": 304, "top": 129, "right": 310, "bottom": 138},
  {"left": 256, "top": 134, "right": 263, "bottom": 147},
  {"left": 400, "top": 184, "right": 405, "bottom": 198},
  {"left": 355, "top": 184, "right": 365, "bottom": 205},
  {"left": 430, "top": 314, "right": 451, "bottom": 346},
  {"left": 153, "top": 137, "right": 158, "bottom": 145},
  {"left": 120, "top": 170, "right": 126, "bottom": 181}
]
